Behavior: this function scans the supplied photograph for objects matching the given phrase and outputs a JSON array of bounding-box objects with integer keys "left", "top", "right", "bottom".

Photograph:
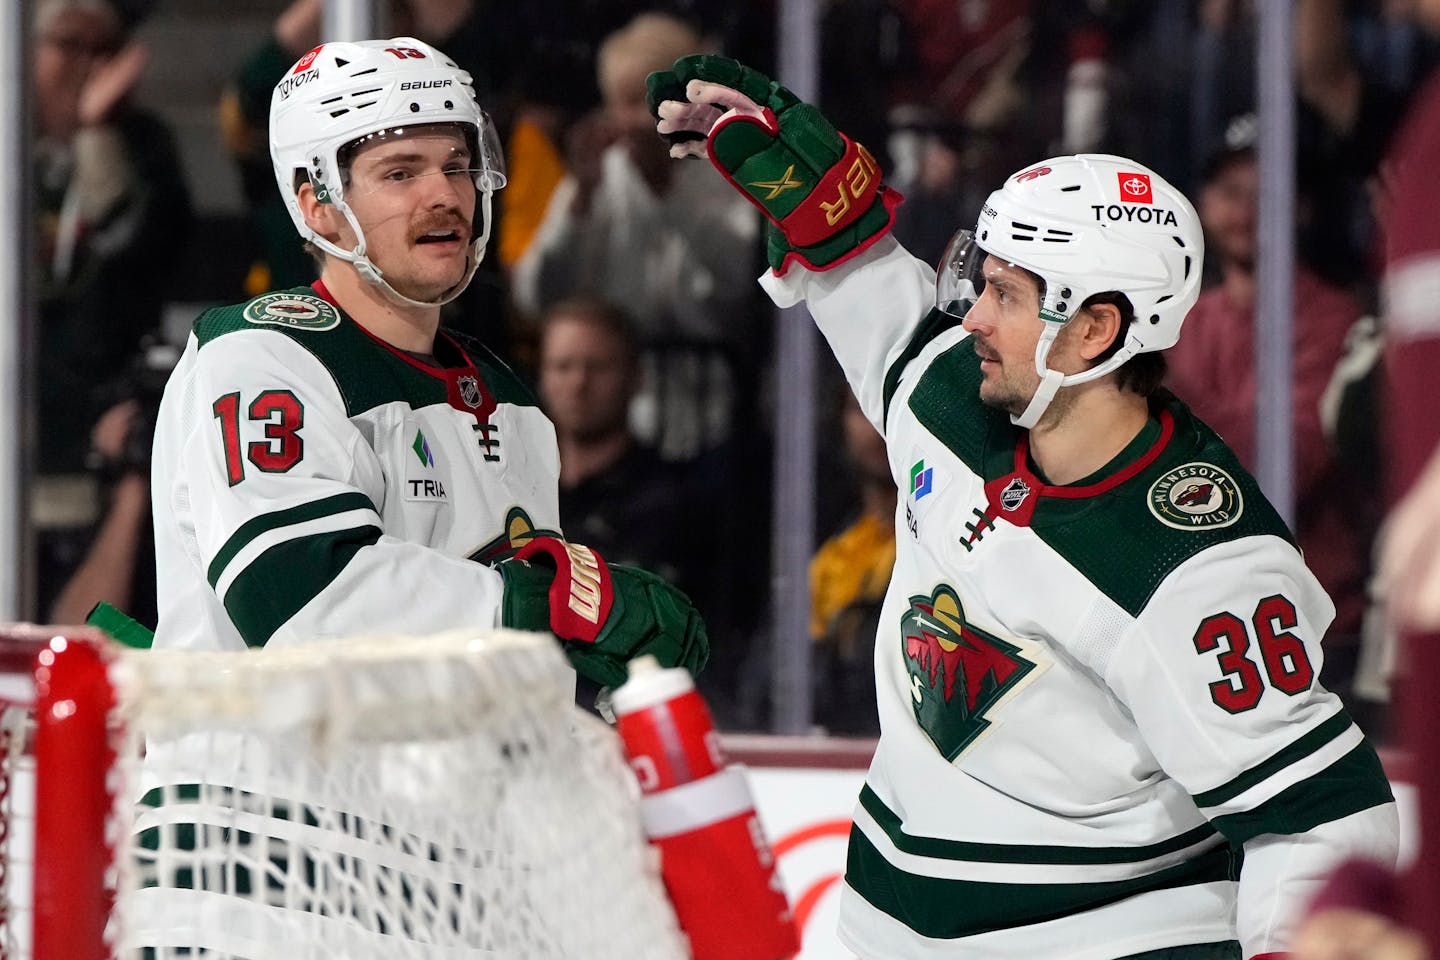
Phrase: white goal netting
[{"left": 3, "top": 627, "right": 689, "bottom": 960}]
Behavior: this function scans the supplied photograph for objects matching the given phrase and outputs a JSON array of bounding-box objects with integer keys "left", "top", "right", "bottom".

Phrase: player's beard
[
  {"left": 980, "top": 373, "right": 1078, "bottom": 429},
  {"left": 973, "top": 336, "right": 1030, "bottom": 417},
  {"left": 978, "top": 377, "right": 1028, "bottom": 418}
]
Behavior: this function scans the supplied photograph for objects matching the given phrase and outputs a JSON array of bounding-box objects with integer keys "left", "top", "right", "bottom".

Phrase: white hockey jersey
[
  {"left": 761, "top": 238, "right": 1398, "bottom": 960},
  {"left": 151, "top": 285, "right": 560, "bottom": 651}
]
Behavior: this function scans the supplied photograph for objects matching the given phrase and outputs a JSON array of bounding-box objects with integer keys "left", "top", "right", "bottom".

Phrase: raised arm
[{"left": 647, "top": 54, "right": 945, "bottom": 430}]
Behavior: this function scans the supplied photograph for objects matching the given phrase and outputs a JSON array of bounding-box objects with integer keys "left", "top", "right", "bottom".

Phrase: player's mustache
[{"left": 413, "top": 210, "right": 472, "bottom": 239}]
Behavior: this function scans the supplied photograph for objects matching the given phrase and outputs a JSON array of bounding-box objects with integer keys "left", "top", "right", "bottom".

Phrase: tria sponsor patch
[
  {"left": 412, "top": 429, "right": 435, "bottom": 468},
  {"left": 1147, "top": 462, "right": 1243, "bottom": 530},
  {"left": 910, "top": 460, "right": 934, "bottom": 500},
  {"left": 404, "top": 477, "right": 448, "bottom": 502},
  {"left": 242, "top": 293, "right": 339, "bottom": 331}
]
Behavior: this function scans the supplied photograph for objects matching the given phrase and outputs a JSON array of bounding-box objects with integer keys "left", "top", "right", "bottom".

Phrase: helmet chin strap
[
  {"left": 1010, "top": 322, "right": 1137, "bottom": 429},
  {"left": 1011, "top": 323, "right": 1064, "bottom": 429},
  {"left": 313, "top": 191, "right": 494, "bottom": 309}
]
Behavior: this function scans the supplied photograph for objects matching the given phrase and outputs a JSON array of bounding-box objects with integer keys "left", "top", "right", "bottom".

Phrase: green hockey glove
[
  {"left": 646, "top": 54, "right": 901, "bottom": 274},
  {"left": 497, "top": 536, "right": 709, "bottom": 688}
]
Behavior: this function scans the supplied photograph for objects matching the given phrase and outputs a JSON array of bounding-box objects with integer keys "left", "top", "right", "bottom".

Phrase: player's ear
[
  {"left": 297, "top": 180, "right": 342, "bottom": 241},
  {"left": 1076, "top": 302, "right": 1124, "bottom": 362}
]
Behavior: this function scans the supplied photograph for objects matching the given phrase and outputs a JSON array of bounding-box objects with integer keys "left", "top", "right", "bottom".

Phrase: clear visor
[
  {"left": 936, "top": 228, "right": 1050, "bottom": 321},
  {"left": 340, "top": 118, "right": 507, "bottom": 197},
  {"left": 472, "top": 112, "right": 507, "bottom": 189},
  {"left": 936, "top": 229, "right": 988, "bottom": 319}
]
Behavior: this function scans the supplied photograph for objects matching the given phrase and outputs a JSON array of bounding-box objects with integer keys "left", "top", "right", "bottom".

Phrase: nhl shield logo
[
  {"left": 1148, "top": 462, "right": 1244, "bottom": 530},
  {"left": 999, "top": 477, "right": 1031, "bottom": 512},
  {"left": 457, "top": 375, "right": 483, "bottom": 409}
]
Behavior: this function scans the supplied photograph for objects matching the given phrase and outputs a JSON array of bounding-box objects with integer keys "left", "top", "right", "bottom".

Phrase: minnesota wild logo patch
[
  {"left": 243, "top": 293, "right": 340, "bottom": 331},
  {"left": 901, "top": 585, "right": 1037, "bottom": 761},
  {"left": 467, "top": 506, "right": 560, "bottom": 565},
  {"left": 1147, "top": 462, "right": 1243, "bottom": 530}
]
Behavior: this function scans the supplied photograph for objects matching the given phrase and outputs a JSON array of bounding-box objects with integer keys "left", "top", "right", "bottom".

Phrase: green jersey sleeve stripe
[
  {"left": 882, "top": 307, "right": 961, "bottom": 426},
  {"left": 1190, "top": 711, "right": 1353, "bottom": 808},
  {"left": 859, "top": 785, "right": 1219, "bottom": 865},
  {"left": 207, "top": 492, "right": 378, "bottom": 588},
  {"left": 846, "top": 825, "right": 1237, "bottom": 940},
  {"left": 222, "top": 523, "right": 381, "bottom": 647},
  {"left": 1205, "top": 742, "right": 1395, "bottom": 845}
]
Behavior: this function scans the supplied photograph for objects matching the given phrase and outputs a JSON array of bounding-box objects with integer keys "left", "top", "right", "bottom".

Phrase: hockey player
[
  {"left": 149, "top": 38, "right": 707, "bottom": 688},
  {"left": 648, "top": 56, "right": 1398, "bottom": 959}
]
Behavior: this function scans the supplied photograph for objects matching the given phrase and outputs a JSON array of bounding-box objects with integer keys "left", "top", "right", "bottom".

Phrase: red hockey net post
[
  {"left": 0, "top": 628, "right": 115, "bottom": 960},
  {"left": 0, "top": 626, "right": 690, "bottom": 960}
]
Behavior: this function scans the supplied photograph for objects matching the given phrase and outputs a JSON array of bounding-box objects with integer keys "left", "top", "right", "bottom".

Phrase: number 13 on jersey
[{"left": 213, "top": 390, "right": 305, "bottom": 485}]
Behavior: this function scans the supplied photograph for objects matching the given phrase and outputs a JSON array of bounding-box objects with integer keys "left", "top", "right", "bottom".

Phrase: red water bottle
[{"left": 612, "top": 655, "right": 800, "bottom": 960}]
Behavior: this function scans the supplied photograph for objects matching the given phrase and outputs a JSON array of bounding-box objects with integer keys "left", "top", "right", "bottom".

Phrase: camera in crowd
[{"left": 86, "top": 336, "right": 180, "bottom": 479}]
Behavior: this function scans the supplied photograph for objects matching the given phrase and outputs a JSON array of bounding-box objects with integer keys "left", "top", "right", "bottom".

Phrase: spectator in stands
[
  {"left": 49, "top": 401, "right": 148, "bottom": 627},
  {"left": 808, "top": 389, "right": 894, "bottom": 736},
  {"left": 1179, "top": 0, "right": 1414, "bottom": 291},
  {"left": 1293, "top": 3, "right": 1440, "bottom": 954},
  {"left": 512, "top": 12, "right": 761, "bottom": 460},
  {"left": 888, "top": 112, "right": 974, "bottom": 270},
  {"left": 1293, "top": 0, "right": 1420, "bottom": 295},
  {"left": 886, "top": 3, "right": 1111, "bottom": 266},
  {"left": 538, "top": 296, "right": 700, "bottom": 590},
  {"left": 496, "top": 2, "right": 774, "bottom": 278},
  {"left": 48, "top": 339, "right": 176, "bottom": 629},
  {"left": 32, "top": 0, "right": 192, "bottom": 618},
  {"left": 48, "top": 333, "right": 176, "bottom": 627},
  {"left": 1167, "top": 117, "right": 1380, "bottom": 731},
  {"left": 537, "top": 296, "right": 727, "bottom": 709}
]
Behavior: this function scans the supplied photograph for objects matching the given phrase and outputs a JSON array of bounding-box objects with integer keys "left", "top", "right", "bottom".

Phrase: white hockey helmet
[
  {"left": 937, "top": 154, "right": 1203, "bottom": 427},
  {"left": 269, "top": 37, "right": 507, "bottom": 307}
]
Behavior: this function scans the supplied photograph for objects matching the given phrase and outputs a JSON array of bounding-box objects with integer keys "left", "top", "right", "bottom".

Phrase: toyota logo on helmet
[{"left": 1118, "top": 173, "right": 1154, "bottom": 203}]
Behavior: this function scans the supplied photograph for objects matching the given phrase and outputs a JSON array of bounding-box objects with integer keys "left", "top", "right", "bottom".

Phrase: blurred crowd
[{"left": 27, "top": 0, "right": 1440, "bottom": 739}]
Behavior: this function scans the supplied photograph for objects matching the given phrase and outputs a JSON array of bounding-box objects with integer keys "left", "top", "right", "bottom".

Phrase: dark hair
[
  {"left": 540, "top": 296, "right": 640, "bottom": 363},
  {"left": 1083, "top": 291, "right": 1167, "bottom": 397}
]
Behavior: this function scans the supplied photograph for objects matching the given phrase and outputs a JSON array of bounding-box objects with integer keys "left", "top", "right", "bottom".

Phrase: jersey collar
[
  {"left": 311, "top": 280, "right": 497, "bottom": 422},
  {"left": 979, "top": 409, "right": 1174, "bottom": 529}
]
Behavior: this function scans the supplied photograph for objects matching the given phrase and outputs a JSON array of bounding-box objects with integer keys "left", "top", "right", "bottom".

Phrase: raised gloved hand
[
  {"left": 497, "top": 536, "right": 709, "bottom": 688},
  {"left": 646, "top": 54, "right": 901, "bottom": 274}
]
